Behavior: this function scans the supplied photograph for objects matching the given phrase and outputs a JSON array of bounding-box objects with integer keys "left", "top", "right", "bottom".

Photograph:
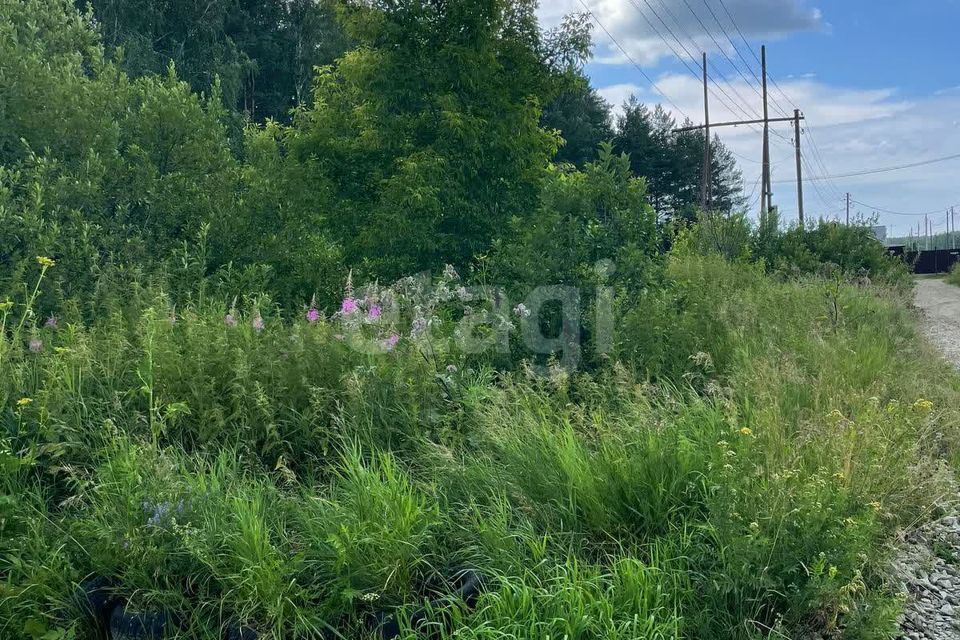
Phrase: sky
[{"left": 536, "top": 0, "right": 960, "bottom": 237}]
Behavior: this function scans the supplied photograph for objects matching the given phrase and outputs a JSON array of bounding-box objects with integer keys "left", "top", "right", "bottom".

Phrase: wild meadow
[{"left": 3, "top": 1, "right": 960, "bottom": 639}]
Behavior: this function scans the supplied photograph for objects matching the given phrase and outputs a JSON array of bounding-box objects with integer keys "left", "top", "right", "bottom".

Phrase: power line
[
  {"left": 849, "top": 199, "right": 960, "bottom": 217},
  {"left": 576, "top": 0, "right": 692, "bottom": 121},
  {"left": 773, "top": 151, "right": 960, "bottom": 184},
  {"left": 677, "top": 0, "right": 766, "bottom": 116},
  {"left": 715, "top": 0, "right": 793, "bottom": 119},
  {"left": 625, "top": 0, "right": 763, "bottom": 128}
]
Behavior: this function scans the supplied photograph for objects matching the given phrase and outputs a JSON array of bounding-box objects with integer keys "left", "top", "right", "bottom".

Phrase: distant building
[{"left": 871, "top": 225, "right": 887, "bottom": 243}]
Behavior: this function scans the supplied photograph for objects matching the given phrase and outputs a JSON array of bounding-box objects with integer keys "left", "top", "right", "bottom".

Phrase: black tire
[
  {"left": 224, "top": 624, "right": 258, "bottom": 640},
  {"left": 74, "top": 576, "right": 121, "bottom": 634},
  {"left": 109, "top": 605, "right": 177, "bottom": 639}
]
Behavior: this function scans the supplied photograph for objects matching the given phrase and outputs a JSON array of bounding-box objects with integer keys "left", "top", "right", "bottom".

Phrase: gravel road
[
  {"left": 893, "top": 278, "right": 960, "bottom": 640},
  {"left": 914, "top": 278, "right": 960, "bottom": 369}
]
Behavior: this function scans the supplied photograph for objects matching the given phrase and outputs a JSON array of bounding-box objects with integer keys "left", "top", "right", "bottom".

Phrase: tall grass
[
  {"left": 947, "top": 263, "right": 960, "bottom": 286},
  {"left": 2, "top": 252, "right": 958, "bottom": 639}
]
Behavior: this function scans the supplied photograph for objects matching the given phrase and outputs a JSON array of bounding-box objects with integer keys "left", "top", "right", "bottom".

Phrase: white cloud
[
  {"left": 539, "top": 0, "right": 824, "bottom": 66},
  {"left": 593, "top": 74, "right": 960, "bottom": 235}
]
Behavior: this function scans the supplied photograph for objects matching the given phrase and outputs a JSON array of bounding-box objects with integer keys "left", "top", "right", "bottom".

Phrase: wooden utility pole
[
  {"left": 761, "top": 45, "right": 771, "bottom": 214},
  {"left": 925, "top": 214, "right": 929, "bottom": 249},
  {"left": 701, "top": 52, "right": 711, "bottom": 210},
  {"left": 793, "top": 109, "right": 804, "bottom": 225},
  {"left": 845, "top": 192, "right": 850, "bottom": 225}
]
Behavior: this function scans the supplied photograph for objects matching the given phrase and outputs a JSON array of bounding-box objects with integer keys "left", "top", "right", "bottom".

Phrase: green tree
[
  {"left": 278, "top": 0, "right": 590, "bottom": 279},
  {"left": 614, "top": 97, "right": 744, "bottom": 222},
  {"left": 541, "top": 73, "right": 613, "bottom": 167},
  {"left": 80, "top": 0, "right": 348, "bottom": 121}
]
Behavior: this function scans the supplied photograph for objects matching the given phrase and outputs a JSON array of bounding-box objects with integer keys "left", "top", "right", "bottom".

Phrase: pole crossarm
[{"left": 674, "top": 115, "right": 802, "bottom": 133}]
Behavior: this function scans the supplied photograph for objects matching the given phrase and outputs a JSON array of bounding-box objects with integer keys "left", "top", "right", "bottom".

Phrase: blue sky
[{"left": 538, "top": 0, "right": 960, "bottom": 236}]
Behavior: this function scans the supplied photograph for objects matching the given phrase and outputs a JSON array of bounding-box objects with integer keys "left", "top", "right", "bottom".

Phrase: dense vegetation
[
  {"left": 947, "top": 263, "right": 960, "bottom": 286},
  {"left": 1, "top": 1, "right": 954, "bottom": 640}
]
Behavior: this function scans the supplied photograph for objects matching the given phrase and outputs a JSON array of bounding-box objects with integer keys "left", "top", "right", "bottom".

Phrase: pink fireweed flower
[
  {"left": 383, "top": 334, "right": 400, "bottom": 351},
  {"left": 367, "top": 304, "right": 382, "bottom": 320},
  {"left": 29, "top": 338, "right": 43, "bottom": 353},
  {"left": 306, "top": 307, "right": 320, "bottom": 324},
  {"left": 340, "top": 297, "right": 359, "bottom": 315},
  {"left": 224, "top": 313, "right": 237, "bottom": 327},
  {"left": 252, "top": 315, "right": 265, "bottom": 332},
  {"left": 44, "top": 315, "right": 58, "bottom": 329}
]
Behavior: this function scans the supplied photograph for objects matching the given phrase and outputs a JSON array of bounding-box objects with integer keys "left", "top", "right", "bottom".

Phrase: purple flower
[
  {"left": 383, "top": 334, "right": 400, "bottom": 351},
  {"left": 368, "top": 304, "right": 382, "bottom": 320},
  {"left": 252, "top": 315, "right": 265, "bottom": 332},
  {"left": 44, "top": 315, "right": 58, "bottom": 329},
  {"left": 306, "top": 307, "right": 320, "bottom": 324},
  {"left": 224, "top": 313, "right": 237, "bottom": 327},
  {"left": 340, "top": 297, "right": 359, "bottom": 315},
  {"left": 28, "top": 338, "right": 43, "bottom": 353}
]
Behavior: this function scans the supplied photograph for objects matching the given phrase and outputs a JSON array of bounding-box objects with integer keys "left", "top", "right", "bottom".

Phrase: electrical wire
[
  {"left": 849, "top": 199, "right": 960, "bottom": 217},
  {"left": 773, "top": 152, "right": 960, "bottom": 184},
  {"left": 576, "top": 0, "right": 693, "bottom": 121}
]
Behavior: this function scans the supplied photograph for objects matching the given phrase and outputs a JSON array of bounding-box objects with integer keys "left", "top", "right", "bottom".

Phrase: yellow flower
[
  {"left": 832, "top": 472, "right": 845, "bottom": 480},
  {"left": 912, "top": 398, "right": 934, "bottom": 413},
  {"left": 868, "top": 501, "right": 882, "bottom": 512},
  {"left": 826, "top": 409, "right": 845, "bottom": 422},
  {"left": 739, "top": 427, "right": 753, "bottom": 436},
  {"left": 16, "top": 397, "right": 32, "bottom": 407},
  {"left": 36, "top": 256, "right": 56, "bottom": 268}
]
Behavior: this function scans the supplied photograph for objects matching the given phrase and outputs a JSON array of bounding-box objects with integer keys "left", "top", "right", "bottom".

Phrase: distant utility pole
[
  {"left": 925, "top": 214, "right": 929, "bottom": 250},
  {"left": 845, "top": 192, "right": 850, "bottom": 225},
  {"left": 701, "top": 52, "right": 711, "bottom": 210},
  {"left": 761, "top": 45, "right": 771, "bottom": 215},
  {"left": 793, "top": 109, "right": 804, "bottom": 225}
]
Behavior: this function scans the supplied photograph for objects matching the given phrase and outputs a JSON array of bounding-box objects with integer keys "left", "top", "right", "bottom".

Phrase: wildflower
[
  {"left": 169, "top": 309, "right": 177, "bottom": 325},
  {"left": 748, "top": 521, "right": 760, "bottom": 532},
  {"left": 44, "top": 315, "right": 58, "bottom": 329},
  {"left": 252, "top": 315, "right": 265, "bottom": 332},
  {"left": 716, "top": 440, "right": 729, "bottom": 448},
  {"left": 28, "top": 338, "right": 43, "bottom": 353},
  {"left": 54, "top": 346, "right": 70, "bottom": 355},
  {"left": 512, "top": 303, "right": 531, "bottom": 318},
  {"left": 16, "top": 397, "right": 32, "bottom": 408},
  {"left": 224, "top": 313, "right": 237, "bottom": 327},
  {"left": 446, "top": 364, "right": 458, "bottom": 374},
  {"left": 442, "top": 264, "right": 459, "bottom": 280},
  {"left": 340, "top": 297, "right": 359, "bottom": 315},
  {"left": 739, "top": 427, "right": 753, "bottom": 437},
  {"left": 382, "top": 334, "right": 400, "bottom": 351},
  {"left": 826, "top": 409, "right": 845, "bottom": 423},
  {"left": 306, "top": 307, "right": 320, "bottom": 324},
  {"left": 360, "top": 592, "right": 381, "bottom": 603},
  {"left": 367, "top": 304, "right": 382, "bottom": 320},
  {"left": 868, "top": 501, "right": 882, "bottom": 512},
  {"left": 832, "top": 472, "right": 845, "bottom": 480},
  {"left": 912, "top": 398, "right": 934, "bottom": 413},
  {"left": 36, "top": 256, "right": 55, "bottom": 268},
  {"left": 411, "top": 317, "right": 428, "bottom": 337},
  {"left": 144, "top": 501, "right": 170, "bottom": 527}
]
